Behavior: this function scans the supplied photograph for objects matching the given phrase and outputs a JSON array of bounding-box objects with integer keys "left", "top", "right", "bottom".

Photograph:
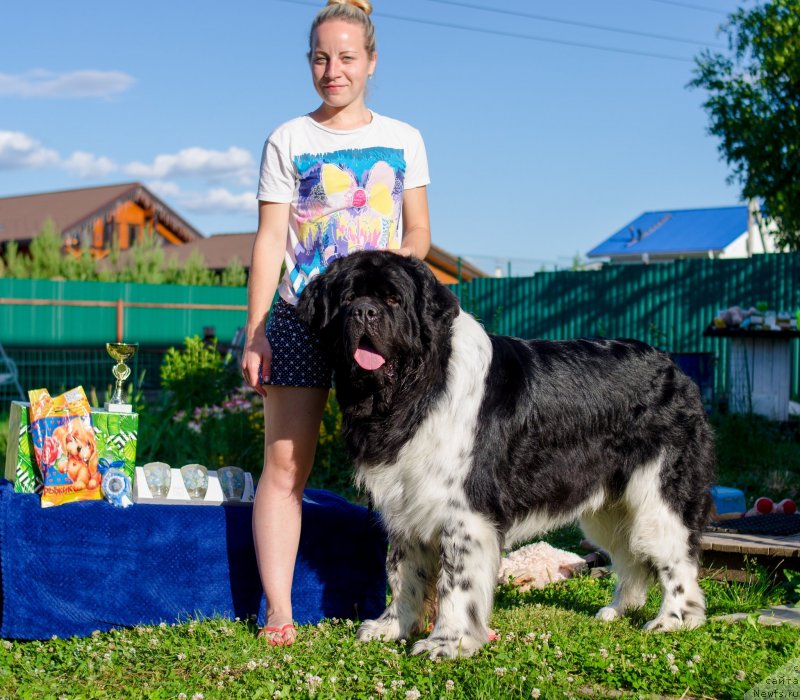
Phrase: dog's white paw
[
  {"left": 356, "top": 617, "right": 404, "bottom": 642},
  {"left": 643, "top": 614, "right": 684, "bottom": 632},
  {"left": 595, "top": 606, "right": 622, "bottom": 622},
  {"left": 410, "top": 634, "right": 485, "bottom": 659}
]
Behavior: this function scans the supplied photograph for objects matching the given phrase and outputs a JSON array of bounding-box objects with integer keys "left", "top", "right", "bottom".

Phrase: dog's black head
[{"left": 297, "top": 250, "right": 459, "bottom": 406}]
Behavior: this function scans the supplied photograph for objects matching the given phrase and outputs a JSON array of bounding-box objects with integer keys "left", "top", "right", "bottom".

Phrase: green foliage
[
  {"left": 701, "top": 558, "right": 786, "bottom": 614},
  {"left": 60, "top": 244, "right": 97, "bottom": 281},
  {"left": 160, "top": 335, "right": 239, "bottom": 410},
  {"left": 0, "top": 414, "right": 7, "bottom": 466},
  {"left": 137, "top": 390, "right": 266, "bottom": 471},
  {"left": 221, "top": 256, "right": 248, "bottom": 287},
  {"left": 170, "top": 250, "right": 215, "bottom": 286},
  {"left": 1, "top": 241, "right": 30, "bottom": 278},
  {"left": 26, "top": 218, "right": 63, "bottom": 278},
  {"left": 711, "top": 412, "right": 800, "bottom": 503},
  {"left": 783, "top": 569, "right": 800, "bottom": 605},
  {"left": 115, "top": 233, "right": 166, "bottom": 284},
  {"left": 691, "top": 0, "right": 800, "bottom": 250}
]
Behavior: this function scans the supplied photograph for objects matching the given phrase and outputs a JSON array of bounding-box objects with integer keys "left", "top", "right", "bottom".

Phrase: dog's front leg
[
  {"left": 411, "top": 514, "right": 500, "bottom": 659},
  {"left": 357, "top": 537, "right": 437, "bottom": 642}
]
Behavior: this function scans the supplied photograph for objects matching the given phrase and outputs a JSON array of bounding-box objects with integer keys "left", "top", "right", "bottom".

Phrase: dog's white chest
[{"left": 357, "top": 312, "right": 492, "bottom": 542}]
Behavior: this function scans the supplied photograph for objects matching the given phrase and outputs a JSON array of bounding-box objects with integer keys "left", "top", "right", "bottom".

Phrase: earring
[{"left": 368, "top": 74, "right": 374, "bottom": 80}]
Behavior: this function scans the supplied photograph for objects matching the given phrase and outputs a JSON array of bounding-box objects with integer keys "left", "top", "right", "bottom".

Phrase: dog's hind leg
[
  {"left": 624, "top": 457, "right": 706, "bottom": 632},
  {"left": 357, "top": 537, "right": 438, "bottom": 642},
  {"left": 581, "top": 507, "right": 651, "bottom": 621},
  {"left": 410, "top": 512, "right": 500, "bottom": 659}
]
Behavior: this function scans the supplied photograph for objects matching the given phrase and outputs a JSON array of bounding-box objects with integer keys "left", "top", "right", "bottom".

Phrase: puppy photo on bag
[{"left": 297, "top": 250, "right": 715, "bottom": 659}]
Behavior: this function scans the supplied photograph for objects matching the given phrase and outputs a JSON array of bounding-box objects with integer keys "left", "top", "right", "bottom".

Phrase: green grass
[{"left": 3, "top": 575, "right": 800, "bottom": 699}]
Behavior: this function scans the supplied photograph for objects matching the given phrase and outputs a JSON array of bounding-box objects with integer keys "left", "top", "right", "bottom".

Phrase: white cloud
[
  {"left": 146, "top": 180, "right": 182, "bottom": 197},
  {"left": 183, "top": 187, "right": 257, "bottom": 213},
  {"left": 0, "top": 69, "right": 135, "bottom": 98},
  {"left": 0, "top": 130, "right": 59, "bottom": 169},
  {"left": 0, "top": 130, "right": 256, "bottom": 203},
  {"left": 125, "top": 146, "right": 255, "bottom": 183},
  {"left": 147, "top": 181, "right": 257, "bottom": 214},
  {"left": 62, "top": 151, "right": 117, "bottom": 178},
  {"left": 0, "top": 131, "right": 116, "bottom": 177}
]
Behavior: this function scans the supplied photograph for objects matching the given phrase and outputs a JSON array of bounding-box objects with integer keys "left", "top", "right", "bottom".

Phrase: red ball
[
  {"left": 776, "top": 498, "right": 797, "bottom": 515},
  {"left": 755, "top": 497, "right": 774, "bottom": 514}
]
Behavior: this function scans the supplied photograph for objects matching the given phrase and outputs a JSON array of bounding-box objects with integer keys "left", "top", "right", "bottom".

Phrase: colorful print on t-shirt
[{"left": 290, "top": 147, "right": 406, "bottom": 297}]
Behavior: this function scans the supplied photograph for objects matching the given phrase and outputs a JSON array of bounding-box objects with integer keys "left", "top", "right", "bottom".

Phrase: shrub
[
  {"left": 711, "top": 412, "right": 800, "bottom": 503},
  {"left": 141, "top": 389, "right": 266, "bottom": 472},
  {"left": 159, "top": 336, "right": 240, "bottom": 410}
]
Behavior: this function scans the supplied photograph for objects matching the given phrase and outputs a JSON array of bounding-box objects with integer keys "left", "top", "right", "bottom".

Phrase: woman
[{"left": 242, "top": 0, "right": 432, "bottom": 646}]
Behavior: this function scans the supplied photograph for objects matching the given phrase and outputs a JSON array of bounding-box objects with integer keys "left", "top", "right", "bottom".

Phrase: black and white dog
[{"left": 297, "top": 250, "right": 715, "bottom": 659}]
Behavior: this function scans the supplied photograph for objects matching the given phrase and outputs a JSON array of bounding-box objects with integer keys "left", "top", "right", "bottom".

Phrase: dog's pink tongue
[{"left": 354, "top": 346, "right": 386, "bottom": 371}]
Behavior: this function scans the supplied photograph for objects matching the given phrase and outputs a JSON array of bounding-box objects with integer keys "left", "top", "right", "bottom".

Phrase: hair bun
[{"left": 327, "top": 0, "right": 372, "bottom": 16}]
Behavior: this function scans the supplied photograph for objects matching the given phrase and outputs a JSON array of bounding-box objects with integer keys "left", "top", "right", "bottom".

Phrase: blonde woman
[{"left": 242, "top": 0, "right": 431, "bottom": 646}]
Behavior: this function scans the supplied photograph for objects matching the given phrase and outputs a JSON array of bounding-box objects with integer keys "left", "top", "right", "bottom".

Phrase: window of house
[{"left": 103, "top": 219, "right": 119, "bottom": 249}]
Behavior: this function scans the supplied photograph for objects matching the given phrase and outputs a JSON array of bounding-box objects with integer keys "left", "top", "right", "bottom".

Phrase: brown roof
[
  {"left": 163, "top": 232, "right": 254, "bottom": 269},
  {"left": 425, "top": 243, "right": 486, "bottom": 283},
  {"left": 0, "top": 182, "right": 202, "bottom": 244}
]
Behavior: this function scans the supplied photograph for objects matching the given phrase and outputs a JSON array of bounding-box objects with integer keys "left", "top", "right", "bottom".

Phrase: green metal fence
[
  {"left": 459, "top": 253, "right": 800, "bottom": 397},
  {"left": 0, "top": 278, "right": 247, "bottom": 346}
]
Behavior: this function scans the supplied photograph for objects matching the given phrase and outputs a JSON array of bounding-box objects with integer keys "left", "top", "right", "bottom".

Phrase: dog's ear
[
  {"left": 297, "top": 268, "right": 338, "bottom": 332},
  {"left": 406, "top": 256, "right": 460, "bottom": 334}
]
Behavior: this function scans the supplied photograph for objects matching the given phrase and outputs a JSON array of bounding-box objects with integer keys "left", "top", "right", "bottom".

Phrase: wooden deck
[{"left": 702, "top": 530, "right": 800, "bottom": 558}]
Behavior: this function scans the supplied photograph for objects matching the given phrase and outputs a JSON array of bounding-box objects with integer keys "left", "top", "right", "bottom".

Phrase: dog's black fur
[{"left": 297, "top": 250, "right": 715, "bottom": 658}]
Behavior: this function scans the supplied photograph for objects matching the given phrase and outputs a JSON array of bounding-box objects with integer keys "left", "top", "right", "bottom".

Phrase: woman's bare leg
[{"left": 252, "top": 386, "right": 329, "bottom": 643}]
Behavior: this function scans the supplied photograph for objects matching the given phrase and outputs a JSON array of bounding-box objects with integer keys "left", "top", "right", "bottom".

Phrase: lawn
[
  {"left": 2, "top": 412, "right": 800, "bottom": 698},
  {"left": 3, "top": 569, "right": 799, "bottom": 699}
]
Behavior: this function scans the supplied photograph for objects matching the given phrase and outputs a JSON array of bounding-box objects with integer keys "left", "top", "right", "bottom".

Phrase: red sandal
[{"left": 258, "top": 623, "right": 297, "bottom": 646}]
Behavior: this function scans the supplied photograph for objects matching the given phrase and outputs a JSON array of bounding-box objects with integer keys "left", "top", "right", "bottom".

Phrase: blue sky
[{"left": 1, "top": 0, "right": 744, "bottom": 274}]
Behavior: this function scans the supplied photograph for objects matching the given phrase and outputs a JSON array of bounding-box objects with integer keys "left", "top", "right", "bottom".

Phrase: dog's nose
[{"left": 351, "top": 299, "right": 379, "bottom": 322}]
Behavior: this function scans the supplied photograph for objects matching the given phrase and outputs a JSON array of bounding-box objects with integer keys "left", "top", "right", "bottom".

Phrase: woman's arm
[
  {"left": 397, "top": 185, "right": 431, "bottom": 259},
  {"left": 242, "top": 200, "right": 291, "bottom": 396}
]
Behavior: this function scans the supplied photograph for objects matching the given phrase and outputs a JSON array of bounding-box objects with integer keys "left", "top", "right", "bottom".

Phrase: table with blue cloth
[{"left": 0, "top": 481, "right": 387, "bottom": 640}]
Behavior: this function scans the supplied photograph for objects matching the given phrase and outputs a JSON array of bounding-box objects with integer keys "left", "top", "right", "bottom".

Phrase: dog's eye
[
  {"left": 342, "top": 292, "right": 356, "bottom": 305},
  {"left": 385, "top": 295, "right": 400, "bottom": 307}
]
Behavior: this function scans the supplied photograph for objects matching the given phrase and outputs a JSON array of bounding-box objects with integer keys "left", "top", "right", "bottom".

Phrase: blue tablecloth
[{"left": 0, "top": 481, "right": 387, "bottom": 639}]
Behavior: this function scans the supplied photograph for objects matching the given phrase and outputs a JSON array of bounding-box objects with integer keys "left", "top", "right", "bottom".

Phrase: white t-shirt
[{"left": 257, "top": 111, "right": 430, "bottom": 305}]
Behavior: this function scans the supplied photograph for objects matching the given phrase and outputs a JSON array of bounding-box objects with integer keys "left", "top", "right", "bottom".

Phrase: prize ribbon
[{"left": 102, "top": 468, "right": 133, "bottom": 508}]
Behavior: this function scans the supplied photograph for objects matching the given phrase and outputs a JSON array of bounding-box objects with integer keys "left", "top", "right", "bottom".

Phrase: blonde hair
[{"left": 309, "top": 0, "right": 376, "bottom": 58}]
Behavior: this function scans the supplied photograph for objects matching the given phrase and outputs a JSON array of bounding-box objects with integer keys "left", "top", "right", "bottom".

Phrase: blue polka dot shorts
[{"left": 262, "top": 299, "right": 333, "bottom": 389}]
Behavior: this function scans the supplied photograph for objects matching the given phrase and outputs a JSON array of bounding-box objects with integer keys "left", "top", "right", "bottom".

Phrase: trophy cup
[{"left": 105, "top": 342, "right": 138, "bottom": 413}]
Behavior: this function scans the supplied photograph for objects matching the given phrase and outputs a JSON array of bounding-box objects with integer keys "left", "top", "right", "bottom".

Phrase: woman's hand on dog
[{"left": 242, "top": 333, "right": 272, "bottom": 397}]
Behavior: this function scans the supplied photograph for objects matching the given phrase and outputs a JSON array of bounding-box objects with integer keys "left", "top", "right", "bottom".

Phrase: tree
[
  {"left": 117, "top": 234, "right": 166, "bottom": 284},
  {"left": 27, "top": 218, "right": 64, "bottom": 278},
  {"left": 172, "top": 250, "right": 214, "bottom": 286},
  {"left": 220, "top": 257, "right": 247, "bottom": 287},
  {"left": 691, "top": 0, "right": 800, "bottom": 250},
  {"left": 0, "top": 241, "right": 30, "bottom": 278}
]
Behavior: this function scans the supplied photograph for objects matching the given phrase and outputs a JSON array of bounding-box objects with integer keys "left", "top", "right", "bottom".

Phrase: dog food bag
[{"left": 28, "top": 386, "right": 102, "bottom": 508}]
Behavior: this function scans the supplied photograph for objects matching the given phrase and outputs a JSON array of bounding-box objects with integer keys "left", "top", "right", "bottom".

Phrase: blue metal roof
[{"left": 587, "top": 206, "right": 748, "bottom": 258}]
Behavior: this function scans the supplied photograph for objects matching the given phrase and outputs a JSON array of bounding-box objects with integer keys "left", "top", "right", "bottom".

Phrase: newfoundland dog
[{"left": 297, "top": 250, "right": 714, "bottom": 658}]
